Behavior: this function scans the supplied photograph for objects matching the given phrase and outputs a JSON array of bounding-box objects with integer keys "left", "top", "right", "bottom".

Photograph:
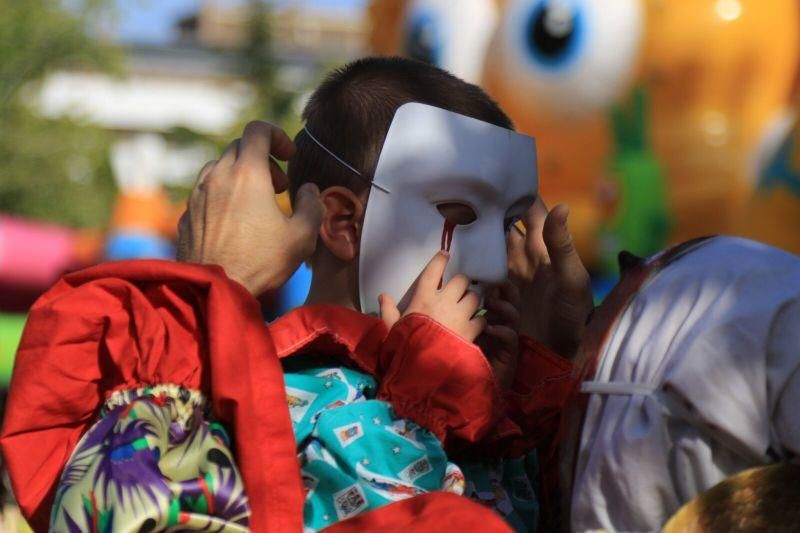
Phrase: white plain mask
[{"left": 358, "top": 102, "right": 538, "bottom": 315}]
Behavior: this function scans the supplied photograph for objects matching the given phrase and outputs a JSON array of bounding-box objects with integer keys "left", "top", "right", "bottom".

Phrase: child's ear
[{"left": 318, "top": 186, "right": 366, "bottom": 261}]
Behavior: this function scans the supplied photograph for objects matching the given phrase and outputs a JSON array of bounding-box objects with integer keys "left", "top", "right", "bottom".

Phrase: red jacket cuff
[
  {"left": 376, "top": 313, "right": 505, "bottom": 448},
  {"left": 502, "top": 334, "right": 576, "bottom": 457}
]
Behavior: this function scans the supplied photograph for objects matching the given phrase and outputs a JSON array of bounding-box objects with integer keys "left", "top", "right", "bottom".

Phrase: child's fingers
[
  {"left": 443, "top": 273, "right": 470, "bottom": 300},
  {"left": 459, "top": 290, "right": 482, "bottom": 318},
  {"left": 379, "top": 293, "right": 401, "bottom": 330},
  {"left": 466, "top": 315, "right": 488, "bottom": 341},
  {"left": 417, "top": 250, "right": 451, "bottom": 292}
]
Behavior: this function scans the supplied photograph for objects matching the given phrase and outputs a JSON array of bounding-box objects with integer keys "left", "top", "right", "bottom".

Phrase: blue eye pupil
[{"left": 525, "top": 1, "right": 583, "bottom": 68}]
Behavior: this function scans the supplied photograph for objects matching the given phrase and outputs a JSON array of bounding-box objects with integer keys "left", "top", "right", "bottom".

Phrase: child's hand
[
  {"left": 508, "top": 199, "right": 593, "bottom": 359},
  {"left": 379, "top": 251, "right": 486, "bottom": 343},
  {"left": 177, "top": 121, "right": 325, "bottom": 296},
  {"left": 476, "top": 282, "right": 521, "bottom": 390}
]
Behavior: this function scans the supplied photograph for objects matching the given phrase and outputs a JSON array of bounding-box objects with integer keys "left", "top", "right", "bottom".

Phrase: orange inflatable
[
  {"left": 641, "top": 0, "right": 799, "bottom": 245},
  {"left": 368, "top": 0, "right": 800, "bottom": 261}
]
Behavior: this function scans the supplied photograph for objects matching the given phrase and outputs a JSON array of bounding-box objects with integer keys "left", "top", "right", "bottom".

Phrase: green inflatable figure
[{"left": 599, "top": 88, "right": 671, "bottom": 276}]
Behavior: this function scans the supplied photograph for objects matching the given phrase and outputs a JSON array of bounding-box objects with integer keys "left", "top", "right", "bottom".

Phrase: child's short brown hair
[{"left": 288, "top": 56, "right": 513, "bottom": 198}]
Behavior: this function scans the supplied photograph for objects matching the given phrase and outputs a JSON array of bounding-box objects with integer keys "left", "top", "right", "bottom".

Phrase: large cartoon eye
[
  {"left": 525, "top": 1, "right": 585, "bottom": 69},
  {"left": 487, "top": 0, "right": 643, "bottom": 118},
  {"left": 405, "top": 11, "right": 443, "bottom": 66},
  {"left": 402, "top": 0, "right": 498, "bottom": 83}
]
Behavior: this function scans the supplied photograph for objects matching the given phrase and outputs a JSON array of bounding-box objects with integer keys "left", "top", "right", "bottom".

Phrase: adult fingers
[
  {"left": 194, "top": 160, "right": 217, "bottom": 190},
  {"left": 417, "top": 251, "right": 451, "bottom": 292},
  {"left": 269, "top": 157, "right": 289, "bottom": 195},
  {"left": 217, "top": 139, "right": 240, "bottom": 168},
  {"left": 379, "top": 293, "right": 401, "bottom": 330},
  {"left": 187, "top": 162, "right": 215, "bottom": 259},
  {"left": 176, "top": 210, "right": 192, "bottom": 262},
  {"left": 484, "top": 324, "right": 517, "bottom": 349},
  {"left": 484, "top": 296, "right": 519, "bottom": 326},
  {"left": 542, "top": 204, "right": 590, "bottom": 292},
  {"left": 288, "top": 183, "right": 325, "bottom": 259},
  {"left": 500, "top": 281, "right": 521, "bottom": 308},
  {"left": 239, "top": 121, "right": 296, "bottom": 167},
  {"left": 507, "top": 224, "right": 530, "bottom": 280},
  {"left": 521, "top": 197, "right": 550, "bottom": 265}
]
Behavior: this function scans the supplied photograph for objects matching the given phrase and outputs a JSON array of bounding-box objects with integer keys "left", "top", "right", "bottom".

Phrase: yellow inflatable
[
  {"left": 738, "top": 99, "right": 800, "bottom": 255},
  {"left": 641, "top": 0, "right": 799, "bottom": 246},
  {"left": 368, "top": 0, "right": 800, "bottom": 261},
  {"left": 663, "top": 464, "right": 800, "bottom": 533}
]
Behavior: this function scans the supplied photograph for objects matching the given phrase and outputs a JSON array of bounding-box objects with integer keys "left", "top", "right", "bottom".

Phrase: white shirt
[{"left": 571, "top": 237, "right": 800, "bottom": 532}]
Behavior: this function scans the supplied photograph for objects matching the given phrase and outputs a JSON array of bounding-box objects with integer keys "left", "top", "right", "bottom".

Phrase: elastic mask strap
[
  {"left": 301, "top": 127, "right": 391, "bottom": 194},
  {"left": 580, "top": 381, "right": 657, "bottom": 396}
]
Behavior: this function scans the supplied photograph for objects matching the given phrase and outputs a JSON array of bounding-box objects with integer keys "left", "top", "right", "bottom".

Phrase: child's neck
[{"left": 303, "top": 264, "right": 360, "bottom": 312}]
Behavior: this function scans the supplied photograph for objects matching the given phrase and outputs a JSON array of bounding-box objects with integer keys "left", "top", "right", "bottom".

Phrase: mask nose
[{"left": 458, "top": 224, "right": 509, "bottom": 286}]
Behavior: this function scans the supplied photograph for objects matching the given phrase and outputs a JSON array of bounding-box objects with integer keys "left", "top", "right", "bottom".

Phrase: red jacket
[{"left": 0, "top": 260, "right": 574, "bottom": 532}]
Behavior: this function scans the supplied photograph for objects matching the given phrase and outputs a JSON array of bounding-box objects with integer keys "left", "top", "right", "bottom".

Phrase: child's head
[
  {"left": 289, "top": 57, "right": 536, "bottom": 311},
  {"left": 289, "top": 56, "right": 513, "bottom": 200}
]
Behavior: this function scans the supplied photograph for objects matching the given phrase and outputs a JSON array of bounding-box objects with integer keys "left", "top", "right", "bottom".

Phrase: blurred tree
[
  {"left": 0, "top": 0, "right": 119, "bottom": 228},
  {"left": 240, "top": 0, "right": 297, "bottom": 132}
]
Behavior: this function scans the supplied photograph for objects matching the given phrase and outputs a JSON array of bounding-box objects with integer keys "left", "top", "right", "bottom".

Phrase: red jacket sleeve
[
  {"left": 503, "top": 335, "right": 576, "bottom": 459},
  {"left": 376, "top": 313, "right": 509, "bottom": 449},
  {"left": 0, "top": 260, "right": 303, "bottom": 532}
]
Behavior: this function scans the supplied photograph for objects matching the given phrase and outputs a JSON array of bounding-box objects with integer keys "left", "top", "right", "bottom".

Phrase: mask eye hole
[
  {"left": 437, "top": 202, "right": 477, "bottom": 225},
  {"left": 505, "top": 216, "right": 524, "bottom": 233}
]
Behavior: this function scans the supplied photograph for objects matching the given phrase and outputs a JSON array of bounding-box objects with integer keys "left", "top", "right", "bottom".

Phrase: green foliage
[
  {"left": 0, "top": 0, "right": 119, "bottom": 228},
  {"left": 240, "top": 0, "right": 295, "bottom": 124}
]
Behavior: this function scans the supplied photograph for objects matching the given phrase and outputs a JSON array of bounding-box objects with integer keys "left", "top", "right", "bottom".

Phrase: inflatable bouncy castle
[{"left": 369, "top": 0, "right": 800, "bottom": 265}]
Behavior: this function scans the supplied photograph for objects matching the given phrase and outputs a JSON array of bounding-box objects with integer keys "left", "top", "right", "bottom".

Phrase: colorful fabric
[
  {"left": 5, "top": 260, "right": 566, "bottom": 532},
  {"left": 462, "top": 453, "right": 539, "bottom": 533},
  {"left": 51, "top": 384, "right": 249, "bottom": 532},
  {"left": 283, "top": 357, "right": 465, "bottom": 531},
  {"left": 0, "top": 260, "right": 304, "bottom": 532}
]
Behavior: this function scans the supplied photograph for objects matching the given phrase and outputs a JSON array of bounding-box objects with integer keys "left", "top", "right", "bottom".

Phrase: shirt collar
[{"left": 268, "top": 304, "right": 389, "bottom": 376}]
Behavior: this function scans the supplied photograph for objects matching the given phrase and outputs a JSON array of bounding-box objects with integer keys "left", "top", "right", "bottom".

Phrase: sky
[{"left": 114, "top": 0, "right": 367, "bottom": 45}]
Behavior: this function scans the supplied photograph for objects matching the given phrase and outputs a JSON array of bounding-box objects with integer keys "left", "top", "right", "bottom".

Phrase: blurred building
[{"left": 35, "top": 0, "right": 368, "bottom": 190}]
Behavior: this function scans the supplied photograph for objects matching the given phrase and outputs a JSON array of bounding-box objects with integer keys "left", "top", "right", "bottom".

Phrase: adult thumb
[{"left": 543, "top": 204, "right": 589, "bottom": 290}]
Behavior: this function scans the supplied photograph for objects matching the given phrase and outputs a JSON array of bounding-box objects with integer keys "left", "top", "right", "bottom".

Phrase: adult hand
[
  {"left": 177, "top": 121, "right": 324, "bottom": 296},
  {"left": 378, "top": 251, "right": 486, "bottom": 343},
  {"left": 477, "top": 282, "right": 521, "bottom": 390},
  {"left": 508, "top": 199, "right": 593, "bottom": 359}
]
